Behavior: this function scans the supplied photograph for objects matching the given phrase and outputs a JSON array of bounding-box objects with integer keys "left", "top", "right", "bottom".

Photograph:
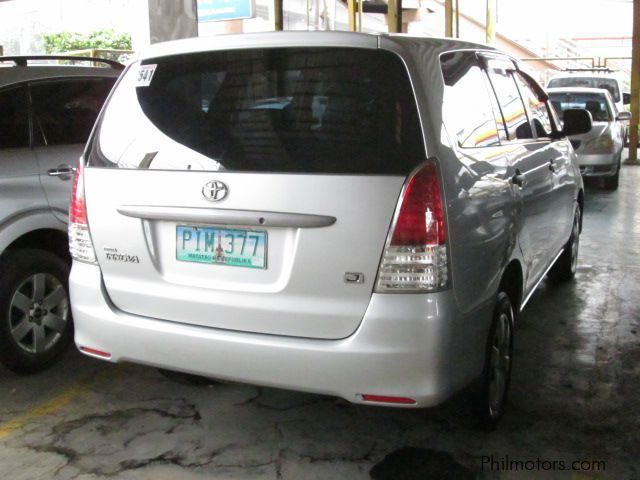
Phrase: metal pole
[
  {"left": 625, "top": 0, "right": 640, "bottom": 164},
  {"left": 272, "top": 0, "right": 283, "bottom": 31},
  {"left": 445, "top": 0, "right": 453, "bottom": 37},
  {"left": 358, "top": 0, "right": 363, "bottom": 31},
  {"left": 348, "top": 0, "right": 357, "bottom": 31},
  {"left": 388, "top": 0, "right": 397, "bottom": 33},
  {"left": 603, "top": 57, "right": 632, "bottom": 68},
  {"left": 520, "top": 57, "right": 596, "bottom": 68},
  {"left": 387, "top": 0, "right": 402, "bottom": 33},
  {"left": 486, "top": 0, "right": 496, "bottom": 44},
  {"left": 455, "top": 0, "right": 459, "bottom": 38}
]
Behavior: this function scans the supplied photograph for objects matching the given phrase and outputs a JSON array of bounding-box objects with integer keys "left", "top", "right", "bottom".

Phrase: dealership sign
[{"left": 196, "top": 0, "right": 255, "bottom": 22}]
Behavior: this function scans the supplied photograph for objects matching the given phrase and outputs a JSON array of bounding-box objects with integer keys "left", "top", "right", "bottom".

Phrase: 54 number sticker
[{"left": 137, "top": 64, "right": 157, "bottom": 87}]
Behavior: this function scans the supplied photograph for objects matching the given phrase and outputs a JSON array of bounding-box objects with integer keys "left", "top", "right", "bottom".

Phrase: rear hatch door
[{"left": 83, "top": 45, "right": 425, "bottom": 339}]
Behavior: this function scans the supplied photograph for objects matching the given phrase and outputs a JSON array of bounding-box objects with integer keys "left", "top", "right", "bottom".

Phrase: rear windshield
[
  {"left": 86, "top": 48, "right": 425, "bottom": 174},
  {"left": 547, "top": 77, "right": 620, "bottom": 102},
  {"left": 548, "top": 92, "right": 612, "bottom": 122}
]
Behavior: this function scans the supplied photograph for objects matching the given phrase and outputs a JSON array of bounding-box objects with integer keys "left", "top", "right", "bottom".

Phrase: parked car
[
  {"left": 0, "top": 55, "right": 121, "bottom": 373},
  {"left": 548, "top": 87, "right": 630, "bottom": 190},
  {"left": 547, "top": 69, "right": 630, "bottom": 144},
  {"left": 69, "top": 32, "right": 590, "bottom": 426}
]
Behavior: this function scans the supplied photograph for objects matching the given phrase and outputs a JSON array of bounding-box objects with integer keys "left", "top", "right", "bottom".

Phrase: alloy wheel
[
  {"left": 8, "top": 273, "right": 70, "bottom": 354},
  {"left": 488, "top": 311, "right": 512, "bottom": 418}
]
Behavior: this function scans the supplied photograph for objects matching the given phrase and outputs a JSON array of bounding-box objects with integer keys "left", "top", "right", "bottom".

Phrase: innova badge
[{"left": 202, "top": 180, "right": 228, "bottom": 202}]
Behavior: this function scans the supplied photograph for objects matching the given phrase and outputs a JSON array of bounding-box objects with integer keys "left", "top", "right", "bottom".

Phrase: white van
[{"left": 69, "top": 32, "right": 591, "bottom": 427}]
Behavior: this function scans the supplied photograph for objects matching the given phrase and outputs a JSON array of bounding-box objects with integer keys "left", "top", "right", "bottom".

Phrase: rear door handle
[
  {"left": 511, "top": 170, "right": 525, "bottom": 188},
  {"left": 47, "top": 165, "right": 76, "bottom": 179}
]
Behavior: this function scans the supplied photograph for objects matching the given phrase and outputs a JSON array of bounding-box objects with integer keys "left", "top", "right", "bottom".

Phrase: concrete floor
[{"left": 1, "top": 165, "right": 639, "bottom": 480}]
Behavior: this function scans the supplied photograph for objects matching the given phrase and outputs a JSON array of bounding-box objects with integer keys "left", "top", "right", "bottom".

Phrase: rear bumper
[
  {"left": 577, "top": 152, "right": 619, "bottom": 177},
  {"left": 70, "top": 262, "right": 490, "bottom": 408}
]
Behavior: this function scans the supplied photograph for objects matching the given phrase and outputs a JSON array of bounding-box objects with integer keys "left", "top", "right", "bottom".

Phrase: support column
[
  {"left": 147, "top": 0, "right": 197, "bottom": 44},
  {"left": 387, "top": 0, "right": 402, "bottom": 33},
  {"left": 625, "top": 0, "right": 640, "bottom": 164},
  {"left": 486, "top": 0, "right": 496, "bottom": 44},
  {"left": 272, "top": 0, "right": 283, "bottom": 31},
  {"left": 444, "top": 0, "right": 453, "bottom": 37},
  {"left": 348, "top": 0, "right": 357, "bottom": 31}
]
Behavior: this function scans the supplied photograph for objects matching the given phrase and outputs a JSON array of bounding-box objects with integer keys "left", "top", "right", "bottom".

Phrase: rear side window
[
  {"left": 88, "top": 48, "right": 425, "bottom": 174},
  {"left": 440, "top": 51, "right": 500, "bottom": 148},
  {"left": 31, "top": 78, "right": 116, "bottom": 146},
  {"left": 513, "top": 72, "right": 553, "bottom": 137},
  {"left": 0, "top": 86, "right": 29, "bottom": 148},
  {"left": 486, "top": 62, "right": 532, "bottom": 141}
]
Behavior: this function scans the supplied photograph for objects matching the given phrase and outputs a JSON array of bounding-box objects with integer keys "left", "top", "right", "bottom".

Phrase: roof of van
[
  {"left": 139, "top": 31, "right": 496, "bottom": 61},
  {"left": 547, "top": 87, "right": 613, "bottom": 97}
]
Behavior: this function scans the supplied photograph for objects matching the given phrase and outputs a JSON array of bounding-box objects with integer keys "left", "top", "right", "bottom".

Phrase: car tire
[
  {"left": 472, "top": 291, "right": 514, "bottom": 430},
  {"left": 0, "top": 249, "right": 73, "bottom": 374},
  {"left": 603, "top": 167, "right": 619, "bottom": 191},
  {"left": 549, "top": 208, "right": 581, "bottom": 282}
]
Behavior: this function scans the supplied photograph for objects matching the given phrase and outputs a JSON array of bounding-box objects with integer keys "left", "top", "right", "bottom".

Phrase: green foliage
[{"left": 43, "top": 29, "right": 131, "bottom": 53}]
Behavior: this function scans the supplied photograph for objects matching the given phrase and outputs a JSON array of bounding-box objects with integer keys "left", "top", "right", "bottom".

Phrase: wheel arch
[
  {"left": 577, "top": 189, "right": 584, "bottom": 233},
  {"left": 499, "top": 260, "right": 524, "bottom": 316},
  {"left": 2, "top": 228, "right": 70, "bottom": 264}
]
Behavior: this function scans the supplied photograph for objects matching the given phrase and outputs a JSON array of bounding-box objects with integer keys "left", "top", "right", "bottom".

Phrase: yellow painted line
[
  {"left": 0, "top": 384, "right": 88, "bottom": 440},
  {"left": 0, "top": 366, "right": 123, "bottom": 441}
]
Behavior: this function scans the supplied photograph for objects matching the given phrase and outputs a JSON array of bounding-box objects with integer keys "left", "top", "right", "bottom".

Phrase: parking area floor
[{"left": 1, "top": 165, "right": 639, "bottom": 480}]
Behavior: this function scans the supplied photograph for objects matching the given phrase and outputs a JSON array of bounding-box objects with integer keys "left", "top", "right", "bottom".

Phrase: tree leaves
[{"left": 42, "top": 29, "right": 131, "bottom": 54}]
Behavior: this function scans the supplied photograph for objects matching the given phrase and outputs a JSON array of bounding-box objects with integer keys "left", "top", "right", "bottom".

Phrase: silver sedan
[{"left": 549, "top": 87, "right": 630, "bottom": 190}]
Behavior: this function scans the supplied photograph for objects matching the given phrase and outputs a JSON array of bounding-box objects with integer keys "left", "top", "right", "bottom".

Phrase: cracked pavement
[{"left": 1, "top": 167, "right": 640, "bottom": 479}]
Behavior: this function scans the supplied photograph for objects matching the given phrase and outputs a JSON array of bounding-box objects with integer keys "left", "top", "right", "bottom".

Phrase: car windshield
[
  {"left": 547, "top": 77, "right": 620, "bottom": 102},
  {"left": 88, "top": 47, "right": 425, "bottom": 174},
  {"left": 549, "top": 92, "right": 612, "bottom": 122}
]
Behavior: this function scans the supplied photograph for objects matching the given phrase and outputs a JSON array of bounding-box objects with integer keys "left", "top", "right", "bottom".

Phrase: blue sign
[{"left": 197, "top": 0, "right": 254, "bottom": 22}]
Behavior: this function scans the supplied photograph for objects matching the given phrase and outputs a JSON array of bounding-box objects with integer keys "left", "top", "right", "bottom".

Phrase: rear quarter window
[
  {"left": 87, "top": 48, "right": 425, "bottom": 175},
  {"left": 440, "top": 51, "right": 500, "bottom": 148}
]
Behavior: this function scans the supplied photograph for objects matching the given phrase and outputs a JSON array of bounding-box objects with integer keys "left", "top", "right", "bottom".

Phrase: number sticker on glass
[
  {"left": 176, "top": 226, "right": 267, "bottom": 269},
  {"left": 137, "top": 64, "right": 157, "bottom": 87}
]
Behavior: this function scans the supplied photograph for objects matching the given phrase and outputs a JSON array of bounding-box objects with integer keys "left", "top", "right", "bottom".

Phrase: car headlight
[{"left": 583, "top": 135, "right": 614, "bottom": 154}]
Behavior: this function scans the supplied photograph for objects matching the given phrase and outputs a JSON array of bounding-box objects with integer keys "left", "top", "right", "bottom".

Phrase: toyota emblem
[{"left": 202, "top": 180, "right": 228, "bottom": 202}]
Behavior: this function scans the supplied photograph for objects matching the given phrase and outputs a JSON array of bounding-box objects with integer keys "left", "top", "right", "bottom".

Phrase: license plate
[{"left": 176, "top": 226, "right": 267, "bottom": 269}]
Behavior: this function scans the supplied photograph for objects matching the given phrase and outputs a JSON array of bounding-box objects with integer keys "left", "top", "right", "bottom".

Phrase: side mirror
[
  {"left": 561, "top": 109, "right": 592, "bottom": 136},
  {"left": 623, "top": 93, "right": 631, "bottom": 105},
  {"left": 617, "top": 111, "right": 632, "bottom": 122}
]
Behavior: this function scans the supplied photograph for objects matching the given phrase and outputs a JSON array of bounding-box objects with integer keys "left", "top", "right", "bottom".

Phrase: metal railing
[{"left": 0, "top": 55, "right": 124, "bottom": 69}]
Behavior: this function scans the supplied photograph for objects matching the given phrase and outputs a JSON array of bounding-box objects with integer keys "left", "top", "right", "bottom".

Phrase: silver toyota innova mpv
[{"left": 69, "top": 32, "right": 590, "bottom": 426}]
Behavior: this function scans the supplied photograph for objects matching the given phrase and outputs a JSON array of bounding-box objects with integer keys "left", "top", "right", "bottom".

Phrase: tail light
[
  {"left": 69, "top": 161, "right": 97, "bottom": 264},
  {"left": 375, "top": 161, "right": 449, "bottom": 292}
]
